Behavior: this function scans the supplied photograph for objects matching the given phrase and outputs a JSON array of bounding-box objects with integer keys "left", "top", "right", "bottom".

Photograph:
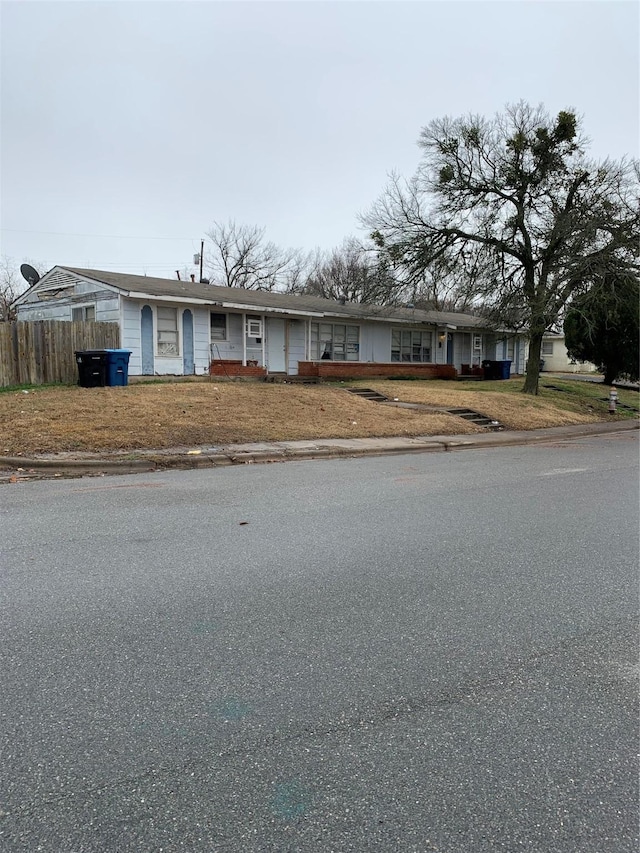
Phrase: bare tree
[
  {"left": 204, "top": 221, "right": 304, "bottom": 291},
  {"left": 293, "top": 238, "right": 407, "bottom": 305},
  {"left": 0, "top": 256, "right": 40, "bottom": 321},
  {"left": 365, "top": 102, "right": 640, "bottom": 393},
  {"left": 410, "top": 253, "right": 481, "bottom": 312}
]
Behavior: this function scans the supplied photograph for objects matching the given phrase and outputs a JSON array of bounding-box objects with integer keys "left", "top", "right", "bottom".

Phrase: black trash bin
[
  {"left": 75, "top": 350, "right": 109, "bottom": 387},
  {"left": 481, "top": 359, "right": 496, "bottom": 380}
]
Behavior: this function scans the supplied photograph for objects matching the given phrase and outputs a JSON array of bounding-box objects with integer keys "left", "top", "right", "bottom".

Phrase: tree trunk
[{"left": 523, "top": 329, "right": 543, "bottom": 394}]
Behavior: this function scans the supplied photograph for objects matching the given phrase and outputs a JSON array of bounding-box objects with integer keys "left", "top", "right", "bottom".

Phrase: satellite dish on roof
[{"left": 20, "top": 264, "right": 41, "bottom": 286}]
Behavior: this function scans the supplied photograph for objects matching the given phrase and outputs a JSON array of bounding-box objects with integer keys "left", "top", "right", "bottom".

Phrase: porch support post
[
  {"left": 261, "top": 315, "right": 266, "bottom": 367},
  {"left": 242, "top": 313, "right": 247, "bottom": 365}
]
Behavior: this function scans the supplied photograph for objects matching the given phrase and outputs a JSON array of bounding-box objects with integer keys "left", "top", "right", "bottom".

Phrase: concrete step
[
  {"left": 345, "top": 387, "right": 390, "bottom": 402},
  {"left": 446, "top": 407, "right": 504, "bottom": 431},
  {"left": 265, "top": 374, "right": 320, "bottom": 384},
  {"left": 345, "top": 391, "right": 505, "bottom": 430}
]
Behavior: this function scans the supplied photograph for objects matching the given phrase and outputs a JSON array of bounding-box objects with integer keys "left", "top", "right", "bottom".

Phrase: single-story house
[
  {"left": 14, "top": 266, "right": 529, "bottom": 378},
  {"left": 541, "top": 332, "right": 597, "bottom": 374}
]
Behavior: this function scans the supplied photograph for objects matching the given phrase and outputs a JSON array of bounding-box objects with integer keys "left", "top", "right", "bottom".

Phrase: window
[
  {"left": 391, "top": 329, "right": 432, "bottom": 362},
  {"left": 310, "top": 323, "right": 359, "bottom": 360},
  {"left": 542, "top": 341, "right": 554, "bottom": 355},
  {"left": 473, "top": 335, "right": 482, "bottom": 350},
  {"left": 72, "top": 305, "right": 96, "bottom": 321},
  {"left": 211, "top": 312, "right": 227, "bottom": 341},
  {"left": 246, "top": 317, "right": 263, "bottom": 338},
  {"left": 157, "top": 306, "right": 179, "bottom": 356}
]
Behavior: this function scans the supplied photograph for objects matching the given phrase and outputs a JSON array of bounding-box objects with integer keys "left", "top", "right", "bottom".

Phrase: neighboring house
[
  {"left": 541, "top": 332, "right": 597, "bottom": 373},
  {"left": 14, "top": 266, "right": 528, "bottom": 378}
]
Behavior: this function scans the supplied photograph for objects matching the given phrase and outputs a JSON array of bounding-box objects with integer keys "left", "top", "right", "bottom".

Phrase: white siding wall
[
  {"left": 16, "top": 302, "right": 72, "bottom": 321},
  {"left": 541, "top": 337, "right": 595, "bottom": 373},
  {"left": 75, "top": 282, "right": 102, "bottom": 295},
  {"left": 192, "top": 308, "right": 211, "bottom": 373},
  {"left": 210, "top": 313, "right": 244, "bottom": 360},
  {"left": 287, "top": 319, "right": 306, "bottom": 375},
  {"left": 123, "top": 299, "right": 215, "bottom": 376},
  {"left": 153, "top": 356, "right": 184, "bottom": 374},
  {"left": 21, "top": 290, "right": 44, "bottom": 304},
  {"left": 16, "top": 290, "right": 119, "bottom": 322},
  {"left": 95, "top": 298, "right": 120, "bottom": 322},
  {"left": 121, "top": 299, "right": 183, "bottom": 376},
  {"left": 121, "top": 299, "right": 143, "bottom": 375}
]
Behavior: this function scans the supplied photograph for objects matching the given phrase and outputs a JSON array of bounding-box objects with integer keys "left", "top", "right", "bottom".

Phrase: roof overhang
[
  {"left": 124, "top": 292, "right": 325, "bottom": 317},
  {"left": 215, "top": 300, "right": 324, "bottom": 318}
]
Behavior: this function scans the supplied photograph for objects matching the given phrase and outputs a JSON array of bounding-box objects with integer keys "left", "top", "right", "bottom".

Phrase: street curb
[
  {"left": 1, "top": 420, "right": 637, "bottom": 482},
  {"left": 439, "top": 420, "right": 639, "bottom": 451},
  {"left": 0, "top": 457, "right": 157, "bottom": 474}
]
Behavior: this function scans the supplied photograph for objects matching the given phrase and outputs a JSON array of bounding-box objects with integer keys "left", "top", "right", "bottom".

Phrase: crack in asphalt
[{"left": 3, "top": 621, "right": 635, "bottom": 823}]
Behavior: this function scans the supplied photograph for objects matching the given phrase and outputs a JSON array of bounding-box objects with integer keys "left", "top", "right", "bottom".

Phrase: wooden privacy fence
[{"left": 0, "top": 321, "right": 121, "bottom": 387}]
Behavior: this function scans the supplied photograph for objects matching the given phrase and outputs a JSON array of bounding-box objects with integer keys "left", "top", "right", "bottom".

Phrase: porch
[
  {"left": 209, "top": 359, "right": 267, "bottom": 378},
  {"left": 298, "top": 362, "right": 457, "bottom": 380}
]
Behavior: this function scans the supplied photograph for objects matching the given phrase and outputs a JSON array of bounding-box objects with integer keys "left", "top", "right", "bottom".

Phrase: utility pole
[{"left": 199, "top": 239, "right": 204, "bottom": 283}]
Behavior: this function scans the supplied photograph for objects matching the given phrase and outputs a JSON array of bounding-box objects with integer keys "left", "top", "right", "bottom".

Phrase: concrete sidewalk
[{"left": 0, "top": 420, "right": 637, "bottom": 482}]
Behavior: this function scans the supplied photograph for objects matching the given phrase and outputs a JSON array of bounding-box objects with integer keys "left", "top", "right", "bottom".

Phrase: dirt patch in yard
[{"left": 0, "top": 382, "right": 479, "bottom": 455}]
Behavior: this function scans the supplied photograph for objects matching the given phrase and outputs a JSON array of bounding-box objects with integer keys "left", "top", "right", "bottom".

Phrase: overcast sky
[{"left": 1, "top": 0, "right": 638, "bottom": 282}]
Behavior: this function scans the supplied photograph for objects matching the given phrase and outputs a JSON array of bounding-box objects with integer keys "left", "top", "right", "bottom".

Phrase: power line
[
  {"left": 74, "top": 262, "right": 197, "bottom": 268},
  {"left": 1, "top": 228, "right": 197, "bottom": 241}
]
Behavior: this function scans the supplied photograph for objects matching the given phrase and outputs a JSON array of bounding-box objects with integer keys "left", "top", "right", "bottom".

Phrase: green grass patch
[
  {"left": 539, "top": 379, "right": 639, "bottom": 416},
  {"left": 0, "top": 382, "right": 76, "bottom": 394}
]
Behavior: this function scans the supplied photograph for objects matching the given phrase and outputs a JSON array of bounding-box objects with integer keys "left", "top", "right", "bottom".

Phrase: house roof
[{"left": 22, "top": 266, "right": 498, "bottom": 330}]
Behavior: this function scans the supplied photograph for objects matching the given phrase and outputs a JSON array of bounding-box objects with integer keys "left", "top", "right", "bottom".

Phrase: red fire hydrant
[{"left": 609, "top": 386, "right": 618, "bottom": 414}]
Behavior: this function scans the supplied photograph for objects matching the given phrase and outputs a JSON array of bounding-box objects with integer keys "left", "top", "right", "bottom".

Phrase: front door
[
  {"left": 266, "top": 318, "right": 286, "bottom": 372},
  {"left": 182, "top": 309, "right": 195, "bottom": 374},
  {"left": 446, "top": 332, "right": 454, "bottom": 365},
  {"left": 141, "top": 305, "right": 154, "bottom": 375}
]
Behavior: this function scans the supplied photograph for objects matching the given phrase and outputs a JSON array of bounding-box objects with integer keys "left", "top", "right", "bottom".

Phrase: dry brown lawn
[
  {"left": 0, "top": 381, "right": 478, "bottom": 455},
  {"left": 362, "top": 379, "right": 603, "bottom": 430},
  {"left": 2, "top": 377, "right": 635, "bottom": 456}
]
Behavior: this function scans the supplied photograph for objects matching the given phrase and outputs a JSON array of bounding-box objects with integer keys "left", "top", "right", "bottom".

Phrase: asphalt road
[{"left": 2, "top": 433, "right": 638, "bottom": 852}]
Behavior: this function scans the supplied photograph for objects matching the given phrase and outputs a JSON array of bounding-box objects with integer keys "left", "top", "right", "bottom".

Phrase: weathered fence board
[{"left": 0, "top": 321, "right": 120, "bottom": 387}]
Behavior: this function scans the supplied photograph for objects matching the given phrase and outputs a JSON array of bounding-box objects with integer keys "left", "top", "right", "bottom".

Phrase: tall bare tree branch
[{"left": 363, "top": 102, "right": 640, "bottom": 393}]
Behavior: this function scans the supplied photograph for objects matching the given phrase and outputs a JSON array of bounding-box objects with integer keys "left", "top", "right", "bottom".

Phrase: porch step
[
  {"left": 345, "top": 387, "right": 390, "bottom": 402},
  {"left": 446, "top": 408, "right": 504, "bottom": 430},
  {"left": 264, "top": 374, "right": 320, "bottom": 384}
]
